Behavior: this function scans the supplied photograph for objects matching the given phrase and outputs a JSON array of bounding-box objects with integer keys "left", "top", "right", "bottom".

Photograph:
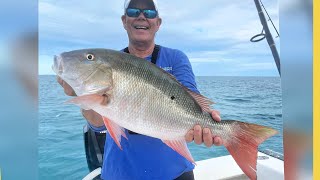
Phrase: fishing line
[
  {"left": 251, "top": 0, "right": 280, "bottom": 42},
  {"left": 259, "top": 0, "right": 280, "bottom": 38}
]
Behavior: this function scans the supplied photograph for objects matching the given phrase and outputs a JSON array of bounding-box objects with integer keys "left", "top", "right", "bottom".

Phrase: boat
[{"left": 82, "top": 125, "right": 284, "bottom": 180}]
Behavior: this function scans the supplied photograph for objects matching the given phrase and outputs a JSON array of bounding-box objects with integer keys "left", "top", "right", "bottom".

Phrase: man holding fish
[
  {"left": 58, "top": 0, "right": 221, "bottom": 179},
  {"left": 55, "top": 0, "right": 276, "bottom": 179}
]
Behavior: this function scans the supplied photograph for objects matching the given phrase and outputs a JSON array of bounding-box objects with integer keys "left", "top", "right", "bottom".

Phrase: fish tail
[{"left": 223, "top": 121, "right": 277, "bottom": 180}]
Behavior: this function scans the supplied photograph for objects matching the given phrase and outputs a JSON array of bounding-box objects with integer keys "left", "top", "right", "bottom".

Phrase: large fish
[{"left": 53, "top": 48, "right": 277, "bottom": 180}]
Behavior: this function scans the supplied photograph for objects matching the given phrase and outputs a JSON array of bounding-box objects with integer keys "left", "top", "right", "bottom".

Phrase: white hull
[{"left": 194, "top": 152, "right": 284, "bottom": 180}]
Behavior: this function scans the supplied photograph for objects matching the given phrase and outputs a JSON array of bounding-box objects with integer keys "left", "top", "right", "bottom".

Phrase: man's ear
[
  {"left": 155, "top": 17, "right": 162, "bottom": 33},
  {"left": 121, "top": 15, "right": 127, "bottom": 30},
  {"left": 157, "top": 17, "right": 162, "bottom": 27}
]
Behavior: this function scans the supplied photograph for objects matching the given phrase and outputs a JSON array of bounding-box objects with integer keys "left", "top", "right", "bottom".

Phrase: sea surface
[{"left": 39, "top": 75, "right": 283, "bottom": 179}]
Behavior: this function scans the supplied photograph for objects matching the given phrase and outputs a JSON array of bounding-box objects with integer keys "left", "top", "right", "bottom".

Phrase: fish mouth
[{"left": 52, "top": 55, "right": 64, "bottom": 75}]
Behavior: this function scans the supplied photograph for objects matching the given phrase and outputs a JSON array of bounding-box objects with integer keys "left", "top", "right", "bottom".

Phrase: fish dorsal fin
[
  {"left": 102, "top": 116, "right": 128, "bottom": 150},
  {"left": 155, "top": 65, "right": 214, "bottom": 113},
  {"left": 185, "top": 88, "right": 214, "bottom": 113}
]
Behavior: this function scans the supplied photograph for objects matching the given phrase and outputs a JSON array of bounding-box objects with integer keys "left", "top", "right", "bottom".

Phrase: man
[{"left": 58, "top": 0, "right": 222, "bottom": 179}]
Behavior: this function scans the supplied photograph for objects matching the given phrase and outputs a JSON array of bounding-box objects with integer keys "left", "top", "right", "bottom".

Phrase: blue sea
[{"left": 39, "top": 75, "right": 283, "bottom": 179}]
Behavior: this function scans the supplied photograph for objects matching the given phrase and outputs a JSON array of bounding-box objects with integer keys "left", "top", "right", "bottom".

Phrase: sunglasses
[{"left": 126, "top": 8, "right": 158, "bottom": 19}]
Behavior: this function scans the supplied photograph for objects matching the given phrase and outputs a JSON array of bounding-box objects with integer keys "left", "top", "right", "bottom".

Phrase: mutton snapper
[{"left": 52, "top": 48, "right": 277, "bottom": 180}]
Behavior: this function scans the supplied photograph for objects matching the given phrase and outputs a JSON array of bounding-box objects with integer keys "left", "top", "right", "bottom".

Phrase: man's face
[{"left": 121, "top": 3, "right": 161, "bottom": 44}]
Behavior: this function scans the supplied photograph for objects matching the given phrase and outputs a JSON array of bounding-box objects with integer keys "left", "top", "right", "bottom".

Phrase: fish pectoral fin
[
  {"left": 65, "top": 94, "right": 110, "bottom": 109},
  {"left": 102, "top": 116, "right": 128, "bottom": 150},
  {"left": 65, "top": 96, "right": 93, "bottom": 110},
  {"left": 162, "top": 139, "right": 195, "bottom": 164}
]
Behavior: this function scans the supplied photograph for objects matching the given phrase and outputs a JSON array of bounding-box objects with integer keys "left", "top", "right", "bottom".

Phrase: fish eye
[{"left": 86, "top": 54, "right": 95, "bottom": 61}]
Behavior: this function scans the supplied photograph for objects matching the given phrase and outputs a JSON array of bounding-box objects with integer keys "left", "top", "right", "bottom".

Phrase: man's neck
[{"left": 128, "top": 42, "right": 155, "bottom": 58}]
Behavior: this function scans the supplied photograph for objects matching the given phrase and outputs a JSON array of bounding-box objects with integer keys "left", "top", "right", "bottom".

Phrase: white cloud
[
  {"left": 187, "top": 50, "right": 234, "bottom": 63},
  {"left": 39, "top": 0, "right": 279, "bottom": 76},
  {"left": 158, "top": 0, "right": 266, "bottom": 42},
  {"left": 240, "top": 62, "right": 277, "bottom": 70},
  {"left": 39, "top": 1, "right": 126, "bottom": 46}
]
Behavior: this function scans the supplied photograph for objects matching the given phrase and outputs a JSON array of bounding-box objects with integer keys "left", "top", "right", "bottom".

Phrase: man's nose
[{"left": 137, "top": 12, "right": 146, "bottom": 20}]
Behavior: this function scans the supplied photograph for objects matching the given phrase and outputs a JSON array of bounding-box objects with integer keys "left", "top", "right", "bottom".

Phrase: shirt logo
[{"left": 161, "top": 66, "right": 172, "bottom": 71}]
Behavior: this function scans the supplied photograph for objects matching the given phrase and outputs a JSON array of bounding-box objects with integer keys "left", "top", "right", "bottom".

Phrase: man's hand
[
  {"left": 57, "top": 76, "right": 76, "bottom": 96},
  {"left": 185, "top": 110, "right": 223, "bottom": 147}
]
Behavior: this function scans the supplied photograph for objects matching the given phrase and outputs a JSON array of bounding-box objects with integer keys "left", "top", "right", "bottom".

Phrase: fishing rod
[{"left": 252, "top": 0, "right": 281, "bottom": 76}]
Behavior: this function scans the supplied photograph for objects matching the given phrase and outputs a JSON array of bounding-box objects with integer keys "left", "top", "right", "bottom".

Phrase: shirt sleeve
[{"left": 172, "top": 50, "right": 200, "bottom": 94}]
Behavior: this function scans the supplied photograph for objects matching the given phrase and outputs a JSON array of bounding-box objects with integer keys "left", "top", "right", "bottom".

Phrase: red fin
[
  {"left": 121, "top": 130, "right": 128, "bottom": 140},
  {"left": 224, "top": 121, "right": 278, "bottom": 180},
  {"left": 185, "top": 89, "right": 214, "bottom": 113},
  {"left": 65, "top": 94, "right": 109, "bottom": 110},
  {"left": 163, "top": 139, "right": 195, "bottom": 164},
  {"left": 102, "top": 116, "right": 127, "bottom": 150}
]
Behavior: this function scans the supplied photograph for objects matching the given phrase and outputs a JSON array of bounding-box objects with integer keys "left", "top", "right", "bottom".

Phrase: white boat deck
[
  {"left": 193, "top": 152, "right": 284, "bottom": 180},
  {"left": 83, "top": 152, "right": 284, "bottom": 180}
]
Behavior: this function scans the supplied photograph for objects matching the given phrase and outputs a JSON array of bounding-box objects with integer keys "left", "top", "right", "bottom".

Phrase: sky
[{"left": 39, "top": 0, "right": 280, "bottom": 76}]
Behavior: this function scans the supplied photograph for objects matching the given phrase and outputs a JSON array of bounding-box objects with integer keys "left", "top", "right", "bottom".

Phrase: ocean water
[{"left": 39, "top": 75, "right": 283, "bottom": 179}]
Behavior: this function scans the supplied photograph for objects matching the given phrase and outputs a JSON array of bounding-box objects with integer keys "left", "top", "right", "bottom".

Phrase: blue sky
[{"left": 39, "top": 0, "right": 279, "bottom": 76}]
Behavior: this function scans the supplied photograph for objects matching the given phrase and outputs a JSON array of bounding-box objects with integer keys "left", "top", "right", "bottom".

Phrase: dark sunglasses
[{"left": 126, "top": 8, "right": 158, "bottom": 19}]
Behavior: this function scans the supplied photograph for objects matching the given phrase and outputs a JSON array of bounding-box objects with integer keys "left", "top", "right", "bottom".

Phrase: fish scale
[
  {"left": 111, "top": 59, "right": 201, "bottom": 136},
  {"left": 53, "top": 48, "right": 277, "bottom": 180},
  {"left": 112, "top": 71, "right": 201, "bottom": 139}
]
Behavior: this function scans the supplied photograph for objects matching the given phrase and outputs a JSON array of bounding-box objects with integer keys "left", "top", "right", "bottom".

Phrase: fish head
[{"left": 52, "top": 49, "right": 113, "bottom": 96}]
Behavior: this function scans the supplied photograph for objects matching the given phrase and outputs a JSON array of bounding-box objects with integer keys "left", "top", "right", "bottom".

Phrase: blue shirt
[{"left": 89, "top": 46, "right": 199, "bottom": 180}]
